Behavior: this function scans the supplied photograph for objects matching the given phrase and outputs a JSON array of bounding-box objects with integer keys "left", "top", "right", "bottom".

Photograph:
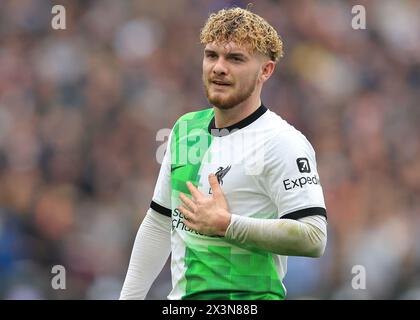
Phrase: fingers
[
  {"left": 182, "top": 217, "right": 196, "bottom": 231},
  {"left": 208, "top": 174, "right": 224, "bottom": 199},
  {"left": 178, "top": 205, "right": 195, "bottom": 223},
  {"left": 186, "top": 181, "right": 203, "bottom": 200},
  {"left": 179, "top": 192, "right": 197, "bottom": 212}
]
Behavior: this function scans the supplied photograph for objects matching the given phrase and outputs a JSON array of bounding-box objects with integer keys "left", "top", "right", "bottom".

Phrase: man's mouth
[{"left": 211, "top": 80, "right": 231, "bottom": 86}]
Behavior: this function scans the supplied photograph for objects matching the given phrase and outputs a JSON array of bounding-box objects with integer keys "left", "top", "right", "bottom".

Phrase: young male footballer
[{"left": 120, "top": 7, "right": 327, "bottom": 300}]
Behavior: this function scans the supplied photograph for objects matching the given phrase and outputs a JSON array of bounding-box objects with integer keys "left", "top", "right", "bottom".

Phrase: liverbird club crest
[{"left": 209, "top": 165, "right": 231, "bottom": 194}]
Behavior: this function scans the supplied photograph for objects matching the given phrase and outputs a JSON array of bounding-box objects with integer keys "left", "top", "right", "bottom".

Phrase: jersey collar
[{"left": 208, "top": 104, "right": 268, "bottom": 137}]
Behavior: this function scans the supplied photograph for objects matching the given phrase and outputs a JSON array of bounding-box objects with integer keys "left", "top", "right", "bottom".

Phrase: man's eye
[
  {"left": 231, "top": 57, "right": 243, "bottom": 62},
  {"left": 206, "top": 53, "right": 217, "bottom": 59}
]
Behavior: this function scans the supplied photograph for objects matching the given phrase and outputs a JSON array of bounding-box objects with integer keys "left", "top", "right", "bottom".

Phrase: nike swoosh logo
[{"left": 171, "top": 165, "right": 186, "bottom": 172}]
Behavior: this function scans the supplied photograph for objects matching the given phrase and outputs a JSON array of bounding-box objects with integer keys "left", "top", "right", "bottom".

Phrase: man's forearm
[
  {"left": 120, "top": 209, "right": 171, "bottom": 300},
  {"left": 225, "top": 214, "right": 327, "bottom": 257}
]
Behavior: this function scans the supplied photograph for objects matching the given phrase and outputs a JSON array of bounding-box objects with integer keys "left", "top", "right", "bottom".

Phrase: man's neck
[{"left": 213, "top": 97, "right": 262, "bottom": 128}]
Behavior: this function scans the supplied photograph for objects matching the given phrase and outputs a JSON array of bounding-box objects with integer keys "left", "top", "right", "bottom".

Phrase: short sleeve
[
  {"left": 150, "top": 129, "right": 173, "bottom": 217},
  {"left": 263, "top": 131, "right": 327, "bottom": 219}
]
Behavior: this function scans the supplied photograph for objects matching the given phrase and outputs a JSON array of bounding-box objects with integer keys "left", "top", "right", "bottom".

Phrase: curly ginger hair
[{"left": 200, "top": 7, "right": 284, "bottom": 63}]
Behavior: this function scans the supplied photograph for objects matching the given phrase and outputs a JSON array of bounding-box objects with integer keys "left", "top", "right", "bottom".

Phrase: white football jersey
[{"left": 150, "top": 105, "right": 327, "bottom": 300}]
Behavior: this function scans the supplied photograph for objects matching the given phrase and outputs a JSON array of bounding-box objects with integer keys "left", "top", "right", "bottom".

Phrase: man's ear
[{"left": 260, "top": 60, "right": 275, "bottom": 83}]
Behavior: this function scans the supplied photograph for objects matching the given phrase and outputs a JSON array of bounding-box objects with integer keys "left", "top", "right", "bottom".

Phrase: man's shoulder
[
  {"left": 264, "top": 109, "right": 306, "bottom": 138},
  {"left": 175, "top": 107, "right": 214, "bottom": 124},
  {"left": 169, "top": 108, "right": 214, "bottom": 141},
  {"left": 264, "top": 109, "right": 314, "bottom": 152}
]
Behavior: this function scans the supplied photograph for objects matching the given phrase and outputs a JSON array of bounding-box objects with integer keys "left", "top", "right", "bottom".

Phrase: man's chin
[
  {"left": 207, "top": 94, "right": 237, "bottom": 110},
  {"left": 209, "top": 99, "right": 237, "bottom": 110}
]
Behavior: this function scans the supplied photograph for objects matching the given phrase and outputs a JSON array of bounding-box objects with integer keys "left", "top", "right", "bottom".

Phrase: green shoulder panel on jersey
[{"left": 170, "top": 108, "right": 214, "bottom": 194}]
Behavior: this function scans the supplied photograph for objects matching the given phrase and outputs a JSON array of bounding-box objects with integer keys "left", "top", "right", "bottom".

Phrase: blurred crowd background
[{"left": 0, "top": 0, "right": 419, "bottom": 299}]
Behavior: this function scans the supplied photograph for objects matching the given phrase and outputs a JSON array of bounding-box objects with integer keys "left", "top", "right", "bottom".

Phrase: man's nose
[{"left": 212, "top": 58, "right": 228, "bottom": 75}]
